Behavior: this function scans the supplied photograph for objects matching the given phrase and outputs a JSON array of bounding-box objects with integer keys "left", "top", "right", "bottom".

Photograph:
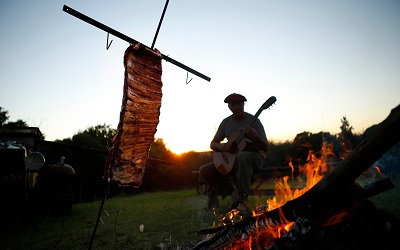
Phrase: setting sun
[{"left": 159, "top": 135, "right": 212, "bottom": 155}]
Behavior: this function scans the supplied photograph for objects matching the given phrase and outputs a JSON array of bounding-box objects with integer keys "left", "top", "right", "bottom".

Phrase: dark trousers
[{"left": 199, "top": 151, "right": 264, "bottom": 203}]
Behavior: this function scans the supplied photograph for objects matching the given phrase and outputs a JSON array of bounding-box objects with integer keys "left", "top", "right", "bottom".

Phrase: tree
[
  {"left": 0, "top": 107, "right": 28, "bottom": 127},
  {"left": 338, "top": 116, "right": 358, "bottom": 159},
  {"left": 149, "top": 138, "right": 174, "bottom": 161},
  {"left": 292, "top": 131, "right": 318, "bottom": 164},
  {"left": 68, "top": 124, "right": 116, "bottom": 150},
  {"left": 339, "top": 116, "right": 353, "bottom": 140},
  {"left": 3, "top": 119, "right": 28, "bottom": 127},
  {"left": 0, "top": 107, "right": 9, "bottom": 125},
  {"left": 265, "top": 140, "right": 296, "bottom": 167}
]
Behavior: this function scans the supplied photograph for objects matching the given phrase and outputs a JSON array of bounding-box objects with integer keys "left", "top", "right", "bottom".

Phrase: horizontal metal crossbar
[{"left": 63, "top": 5, "right": 211, "bottom": 82}]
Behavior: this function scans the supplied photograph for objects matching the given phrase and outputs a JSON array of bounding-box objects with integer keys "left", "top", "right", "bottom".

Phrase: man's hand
[
  {"left": 243, "top": 126, "right": 258, "bottom": 140},
  {"left": 219, "top": 142, "right": 234, "bottom": 152},
  {"left": 243, "top": 126, "right": 269, "bottom": 152},
  {"left": 211, "top": 141, "right": 235, "bottom": 152}
]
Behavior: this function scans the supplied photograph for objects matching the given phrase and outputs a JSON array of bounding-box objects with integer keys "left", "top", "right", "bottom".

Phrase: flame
[
  {"left": 217, "top": 140, "right": 390, "bottom": 249},
  {"left": 266, "top": 142, "right": 335, "bottom": 212},
  {"left": 218, "top": 142, "right": 342, "bottom": 249},
  {"left": 339, "top": 138, "right": 353, "bottom": 160},
  {"left": 249, "top": 142, "right": 337, "bottom": 248},
  {"left": 284, "top": 222, "right": 295, "bottom": 232}
]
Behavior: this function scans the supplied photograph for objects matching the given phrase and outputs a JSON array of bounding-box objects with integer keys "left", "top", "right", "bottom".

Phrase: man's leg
[
  {"left": 234, "top": 152, "right": 264, "bottom": 213},
  {"left": 199, "top": 162, "right": 234, "bottom": 208}
]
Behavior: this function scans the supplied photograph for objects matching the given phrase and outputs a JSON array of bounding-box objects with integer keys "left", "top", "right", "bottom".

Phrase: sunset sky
[{"left": 1, "top": 0, "right": 399, "bottom": 154}]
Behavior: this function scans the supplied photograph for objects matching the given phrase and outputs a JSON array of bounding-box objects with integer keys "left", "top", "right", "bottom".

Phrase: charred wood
[
  {"left": 267, "top": 199, "right": 400, "bottom": 250},
  {"left": 362, "top": 177, "right": 395, "bottom": 198}
]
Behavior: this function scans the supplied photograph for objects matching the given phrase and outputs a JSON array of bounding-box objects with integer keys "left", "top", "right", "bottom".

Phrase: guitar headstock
[{"left": 262, "top": 96, "right": 277, "bottom": 110}]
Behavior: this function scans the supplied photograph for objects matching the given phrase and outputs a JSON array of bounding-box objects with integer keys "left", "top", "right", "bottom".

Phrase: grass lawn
[
  {"left": 1, "top": 189, "right": 213, "bottom": 249},
  {"left": 2, "top": 188, "right": 270, "bottom": 250},
  {"left": 1, "top": 174, "right": 398, "bottom": 250}
]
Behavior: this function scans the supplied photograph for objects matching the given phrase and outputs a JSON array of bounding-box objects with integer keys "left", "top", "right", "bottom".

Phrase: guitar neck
[
  {"left": 250, "top": 106, "right": 264, "bottom": 127},
  {"left": 231, "top": 96, "right": 276, "bottom": 146},
  {"left": 234, "top": 108, "right": 264, "bottom": 144}
]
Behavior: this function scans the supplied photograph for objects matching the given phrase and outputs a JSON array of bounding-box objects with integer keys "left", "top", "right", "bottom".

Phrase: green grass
[
  {"left": 1, "top": 175, "right": 398, "bottom": 250},
  {"left": 0, "top": 188, "right": 275, "bottom": 250},
  {"left": 368, "top": 174, "right": 400, "bottom": 218},
  {"left": 1, "top": 189, "right": 219, "bottom": 250}
]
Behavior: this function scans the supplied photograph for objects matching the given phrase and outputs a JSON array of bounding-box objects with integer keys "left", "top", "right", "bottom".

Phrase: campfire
[{"left": 193, "top": 104, "right": 400, "bottom": 250}]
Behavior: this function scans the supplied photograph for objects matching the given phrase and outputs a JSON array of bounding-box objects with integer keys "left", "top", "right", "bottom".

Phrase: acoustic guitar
[{"left": 213, "top": 96, "right": 277, "bottom": 175}]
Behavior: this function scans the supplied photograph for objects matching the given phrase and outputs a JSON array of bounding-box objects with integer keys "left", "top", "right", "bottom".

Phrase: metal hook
[
  {"left": 186, "top": 71, "right": 193, "bottom": 84},
  {"left": 106, "top": 32, "right": 113, "bottom": 50}
]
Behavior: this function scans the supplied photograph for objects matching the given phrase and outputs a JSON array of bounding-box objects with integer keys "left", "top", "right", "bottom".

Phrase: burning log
[{"left": 193, "top": 104, "right": 400, "bottom": 250}]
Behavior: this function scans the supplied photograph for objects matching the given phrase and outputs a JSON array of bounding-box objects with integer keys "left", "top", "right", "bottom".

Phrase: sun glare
[
  {"left": 164, "top": 139, "right": 211, "bottom": 155},
  {"left": 166, "top": 143, "right": 194, "bottom": 155}
]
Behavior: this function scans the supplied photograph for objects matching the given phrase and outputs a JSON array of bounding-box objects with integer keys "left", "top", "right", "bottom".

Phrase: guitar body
[{"left": 213, "top": 131, "right": 246, "bottom": 175}]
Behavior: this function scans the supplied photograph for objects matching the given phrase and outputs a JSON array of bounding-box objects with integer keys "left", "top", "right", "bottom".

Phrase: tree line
[{"left": 1, "top": 107, "right": 399, "bottom": 202}]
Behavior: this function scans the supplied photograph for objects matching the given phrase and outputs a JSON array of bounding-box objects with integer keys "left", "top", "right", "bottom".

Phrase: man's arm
[
  {"left": 243, "top": 126, "right": 269, "bottom": 152},
  {"left": 210, "top": 140, "right": 233, "bottom": 152},
  {"left": 210, "top": 119, "right": 230, "bottom": 152},
  {"left": 210, "top": 140, "right": 222, "bottom": 152}
]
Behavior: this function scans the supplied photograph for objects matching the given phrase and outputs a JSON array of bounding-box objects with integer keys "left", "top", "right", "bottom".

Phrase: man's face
[{"left": 228, "top": 101, "right": 244, "bottom": 114}]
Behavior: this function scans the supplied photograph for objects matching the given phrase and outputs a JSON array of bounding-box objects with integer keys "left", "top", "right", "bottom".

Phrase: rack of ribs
[{"left": 104, "top": 43, "right": 163, "bottom": 187}]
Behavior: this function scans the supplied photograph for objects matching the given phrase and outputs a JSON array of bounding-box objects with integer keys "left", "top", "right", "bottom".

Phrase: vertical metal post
[
  {"left": 88, "top": 178, "right": 110, "bottom": 250},
  {"left": 151, "top": 0, "right": 170, "bottom": 49}
]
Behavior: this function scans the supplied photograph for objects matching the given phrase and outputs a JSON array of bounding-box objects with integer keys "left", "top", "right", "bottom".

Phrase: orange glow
[
  {"left": 219, "top": 142, "right": 339, "bottom": 249},
  {"left": 266, "top": 142, "right": 335, "bottom": 212},
  {"left": 323, "top": 210, "right": 350, "bottom": 227},
  {"left": 284, "top": 221, "right": 295, "bottom": 232},
  {"left": 339, "top": 138, "right": 353, "bottom": 160},
  {"left": 373, "top": 165, "right": 382, "bottom": 174},
  {"left": 209, "top": 141, "right": 365, "bottom": 249}
]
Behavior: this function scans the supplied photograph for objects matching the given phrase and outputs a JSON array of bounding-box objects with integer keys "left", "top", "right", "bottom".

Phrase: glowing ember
[
  {"left": 339, "top": 138, "right": 353, "bottom": 160},
  {"left": 322, "top": 210, "right": 351, "bottom": 227}
]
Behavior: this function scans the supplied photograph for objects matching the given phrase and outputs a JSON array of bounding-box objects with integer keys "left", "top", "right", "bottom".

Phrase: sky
[{"left": 1, "top": 0, "right": 399, "bottom": 154}]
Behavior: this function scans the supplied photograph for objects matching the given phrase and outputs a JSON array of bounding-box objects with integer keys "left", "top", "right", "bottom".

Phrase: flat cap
[{"left": 224, "top": 93, "right": 247, "bottom": 103}]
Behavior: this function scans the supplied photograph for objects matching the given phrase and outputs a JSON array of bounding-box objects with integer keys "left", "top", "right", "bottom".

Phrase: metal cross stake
[
  {"left": 62, "top": 3, "right": 211, "bottom": 249},
  {"left": 63, "top": 4, "right": 211, "bottom": 82},
  {"left": 151, "top": 0, "right": 169, "bottom": 50}
]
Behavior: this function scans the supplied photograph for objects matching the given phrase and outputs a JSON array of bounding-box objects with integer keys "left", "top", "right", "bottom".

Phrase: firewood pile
[{"left": 193, "top": 104, "right": 400, "bottom": 250}]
